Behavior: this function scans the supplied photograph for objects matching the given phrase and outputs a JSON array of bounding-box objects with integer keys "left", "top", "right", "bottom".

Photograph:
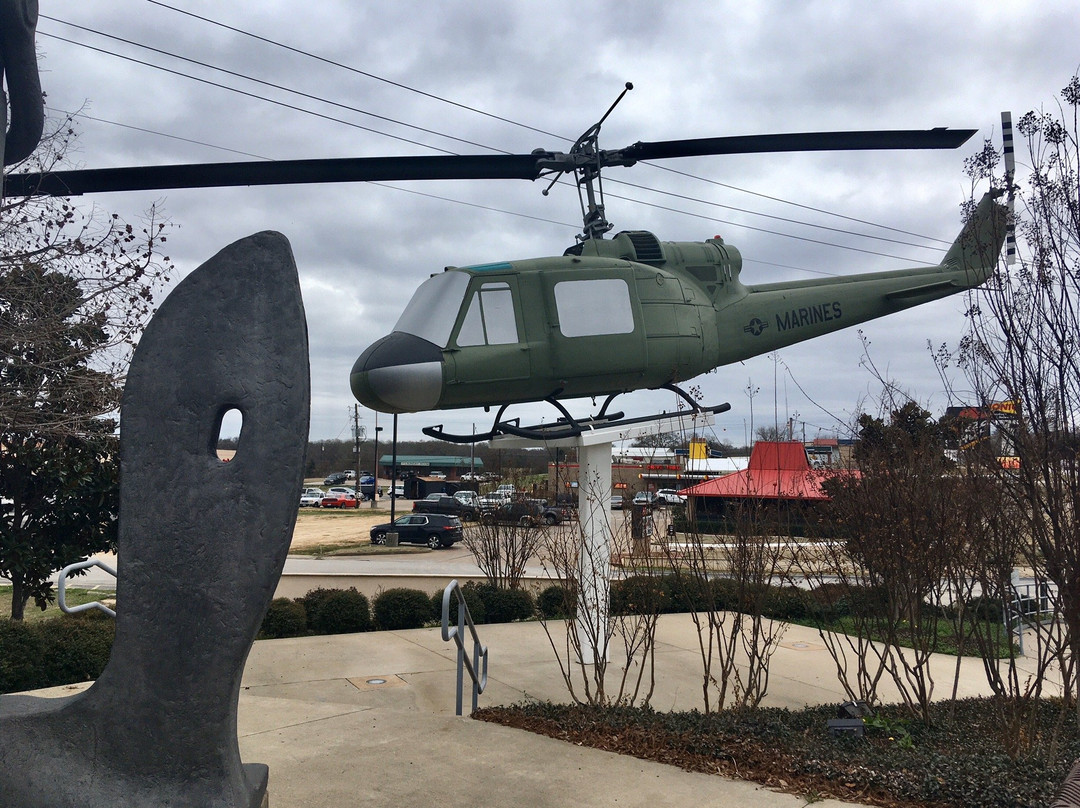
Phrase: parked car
[
  {"left": 427, "top": 470, "right": 446, "bottom": 479},
  {"left": 480, "top": 498, "right": 569, "bottom": 527},
  {"left": 327, "top": 485, "right": 363, "bottom": 500},
  {"left": 299, "top": 491, "right": 323, "bottom": 507},
  {"left": 478, "top": 493, "right": 505, "bottom": 510},
  {"left": 538, "top": 501, "right": 573, "bottom": 525},
  {"left": 460, "top": 472, "right": 484, "bottom": 482},
  {"left": 370, "top": 514, "right": 463, "bottom": 548},
  {"left": 632, "top": 491, "right": 658, "bottom": 508},
  {"left": 320, "top": 492, "right": 359, "bottom": 509},
  {"left": 454, "top": 490, "right": 480, "bottom": 508},
  {"left": 610, "top": 495, "right": 624, "bottom": 510},
  {"left": 358, "top": 475, "right": 376, "bottom": 498},
  {"left": 323, "top": 472, "right": 349, "bottom": 486},
  {"left": 656, "top": 489, "right": 684, "bottom": 505},
  {"left": 412, "top": 494, "right": 477, "bottom": 521}
]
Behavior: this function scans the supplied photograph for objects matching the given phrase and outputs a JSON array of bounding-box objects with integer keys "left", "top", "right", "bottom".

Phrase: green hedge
[
  {"left": 432, "top": 585, "right": 487, "bottom": 626},
  {"left": 259, "top": 598, "right": 308, "bottom": 639},
  {"left": 0, "top": 616, "right": 115, "bottom": 694},
  {"left": 303, "top": 587, "right": 371, "bottom": 635},
  {"left": 462, "top": 582, "right": 535, "bottom": 624},
  {"left": 537, "top": 584, "right": 574, "bottom": 619},
  {"left": 373, "top": 587, "right": 435, "bottom": 630}
]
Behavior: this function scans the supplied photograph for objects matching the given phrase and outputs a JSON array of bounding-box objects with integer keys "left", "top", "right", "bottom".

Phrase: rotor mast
[{"left": 541, "top": 82, "right": 635, "bottom": 242}]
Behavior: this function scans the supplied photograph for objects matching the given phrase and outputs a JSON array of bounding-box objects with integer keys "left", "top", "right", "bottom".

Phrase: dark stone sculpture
[
  {"left": 1, "top": 0, "right": 44, "bottom": 166},
  {"left": 0, "top": 231, "right": 310, "bottom": 808}
]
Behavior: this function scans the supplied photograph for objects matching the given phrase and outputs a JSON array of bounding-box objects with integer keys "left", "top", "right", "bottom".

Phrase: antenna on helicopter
[{"left": 540, "top": 82, "right": 634, "bottom": 242}]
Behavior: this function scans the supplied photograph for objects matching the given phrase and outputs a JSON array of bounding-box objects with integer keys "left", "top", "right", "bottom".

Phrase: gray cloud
[{"left": 20, "top": 0, "right": 1078, "bottom": 441}]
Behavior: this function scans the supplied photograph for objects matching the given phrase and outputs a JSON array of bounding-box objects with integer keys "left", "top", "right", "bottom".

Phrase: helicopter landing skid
[{"left": 422, "top": 386, "right": 731, "bottom": 444}]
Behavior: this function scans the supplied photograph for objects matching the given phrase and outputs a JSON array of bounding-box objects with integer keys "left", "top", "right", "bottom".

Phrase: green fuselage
[{"left": 350, "top": 193, "right": 1005, "bottom": 414}]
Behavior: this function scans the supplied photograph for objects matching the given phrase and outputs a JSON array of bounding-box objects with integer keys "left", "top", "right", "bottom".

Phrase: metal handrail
[
  {"left": 57, "top": 559, "right": 117, "bottom": 618},
  {"left": 1008, "top": 571, "right": 1059, "bottom": 657},
  {"left": 441, "top": 579, "right": 488, "bottom": 716}
]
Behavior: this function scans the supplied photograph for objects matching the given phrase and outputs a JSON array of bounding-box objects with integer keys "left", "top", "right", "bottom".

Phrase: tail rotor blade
[{"left": 1001, "top": 111, "right": 1017, "bottom": 265}]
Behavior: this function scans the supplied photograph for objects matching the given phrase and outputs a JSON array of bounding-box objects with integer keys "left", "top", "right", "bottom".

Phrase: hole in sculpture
[{"left": 216, "top": 407, "right": 244, "bottom": 461}]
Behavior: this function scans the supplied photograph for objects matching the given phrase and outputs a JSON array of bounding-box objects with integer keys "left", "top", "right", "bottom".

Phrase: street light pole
[{"left": 390, "top": 414, "right": 398, "bottom": 522}]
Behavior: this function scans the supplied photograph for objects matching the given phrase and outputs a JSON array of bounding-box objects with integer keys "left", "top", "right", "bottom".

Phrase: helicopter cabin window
[
  {"left": 393, "top": 270, "right": 470, "bottom": 348},
  {"left": 456, "top": 281, "right": 519, "bottom": 346},
  {"left": 554, "top": 278, "right": 634, "bottom": 338}
]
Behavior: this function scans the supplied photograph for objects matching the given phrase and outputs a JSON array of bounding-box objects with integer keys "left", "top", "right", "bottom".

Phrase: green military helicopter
[
  {"left": 353, "top": 186, "right": 1003, "bottom": 442},
  {"left": 4, "top": 86, "right": 1007, "bottom": 442},
  {"left": 349, "top": 90, "right": 1007, "bottom": 441}
]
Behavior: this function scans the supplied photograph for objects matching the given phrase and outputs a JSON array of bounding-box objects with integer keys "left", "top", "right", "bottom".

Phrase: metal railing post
[
  {"left": 57, "top": 559, "right": 118, "bottom": 617},
  {"left": 441, "top": 579, "right": 488, "bottom": 716}
]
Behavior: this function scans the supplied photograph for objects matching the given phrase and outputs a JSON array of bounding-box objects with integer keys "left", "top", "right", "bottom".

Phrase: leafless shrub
[
  {"left": 659, "top": 497, "right": 788, "bottom": 712},
  {"left": 463, "top": 517, "right": 547, "bottom": 590},
  {"left": 943, "top": 75, "right": 1080, "bottom": 744}
]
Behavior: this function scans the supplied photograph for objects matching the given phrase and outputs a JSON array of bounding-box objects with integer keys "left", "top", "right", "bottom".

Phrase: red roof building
[
  {"left": 679, "top": 442, "right": 856, "bottom": 535},
  {"left": 682, "top": 441, "right": 833, "bottom": 500}
]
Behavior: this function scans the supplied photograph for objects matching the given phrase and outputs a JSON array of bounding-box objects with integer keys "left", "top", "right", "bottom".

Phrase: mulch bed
[{"left": 474, "top": 698, "right": 1080, "bottom": 807}]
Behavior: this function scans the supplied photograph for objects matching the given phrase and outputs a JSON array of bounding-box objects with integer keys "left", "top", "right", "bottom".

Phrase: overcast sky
[{"left": 20, "top": 0, "right": 1080, "bottom": 446}]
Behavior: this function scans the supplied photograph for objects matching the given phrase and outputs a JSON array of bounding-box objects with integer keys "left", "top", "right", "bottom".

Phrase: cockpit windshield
[{"left": 393, "top": 271, "right": 470, "bottom": 347}]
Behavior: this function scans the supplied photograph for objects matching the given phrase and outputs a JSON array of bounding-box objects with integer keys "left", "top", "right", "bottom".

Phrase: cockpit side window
[
  {"left": 393, "top": 271, "right": 470, "bottom": 347},
  {"left": 554, "top": 278, "right": 634, "bottom": 337},
  {"left": 456, "top": 281, "right": 519, "bottom": 346}
]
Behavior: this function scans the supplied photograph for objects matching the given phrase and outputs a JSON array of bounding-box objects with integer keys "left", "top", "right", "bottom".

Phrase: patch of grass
[
  {"left": 788, "top": 615, "right": 1015, "bottom": 659},
  {"left": 475, "top": 698, "right": 1080, "bottom": 807},
  {"left": 289, "top": 541, "right": 428, "bottom": 557},
  {"left": 0, "top": 586, "right": 114, "bottom": 623},
  {"left": 299, "top": 505, "right": 366, "bottom": 514}
]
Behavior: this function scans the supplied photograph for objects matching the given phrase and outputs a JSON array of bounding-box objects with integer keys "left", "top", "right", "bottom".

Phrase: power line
[
  {"left": 133, "top": 5, "right": 952, "bottom": 248},
  {"left": 144, "top": 0, "right": 572, "bottom": 144},
  {"left": 41, "top": 17, "right": 506, "bottom": 156},
  {"left": 48, "top": 106, "right": 270, "bottom": 160},
  {"left": 646, "top": 163, "right": 953, "bottom": 245},
  {"left": 36, "top": 19, "right": 953, "bottom": 270},
  {"left": 600, "top": 191, "right": 939, "bottom": 264},
  {"left": 606, "top": 175, "right": 945, "bottom": 253},
  {"left": 38, "top": 30, "right": 467, "bottom": 155}
]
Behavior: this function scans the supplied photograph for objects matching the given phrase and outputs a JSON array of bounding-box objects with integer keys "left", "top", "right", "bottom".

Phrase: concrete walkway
[
  {"left": 217, "top": 613, "right": 1014, "bottom": 808},
  {"left": 7, "top": 546, "right": 1047, "bottom": 807}
]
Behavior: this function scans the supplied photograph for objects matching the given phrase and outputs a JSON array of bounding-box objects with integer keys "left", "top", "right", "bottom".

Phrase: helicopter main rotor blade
[
  {"left": 2, "top": 152, "right": 554, "bottom": 197},
  {"left": 2, "top": 127, "right": 976, "bottom": 198},
  {"left": 618, "top": 128, "right": 976, "bottom": 162}
]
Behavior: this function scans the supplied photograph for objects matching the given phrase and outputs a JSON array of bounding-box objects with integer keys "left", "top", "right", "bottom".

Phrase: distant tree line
[{"left": 214, "top": 437, "right": 554, "bottom": 479}]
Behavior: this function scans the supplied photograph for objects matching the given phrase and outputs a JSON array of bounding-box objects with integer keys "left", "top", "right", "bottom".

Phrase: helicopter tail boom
[
  {"left": 725, "top": 192, "right": 1006, "bottom": 360},
  {"left": 939, "top": 190, "right": 1008, "bottom": 285}
]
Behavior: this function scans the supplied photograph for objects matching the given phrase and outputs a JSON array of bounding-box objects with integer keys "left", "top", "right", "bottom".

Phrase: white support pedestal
[
  {"left": 575, "top": 438, "right": 612, "bottom": 664},
  {"left": 494, "top": 409, "right": 716, "bottom": 666}
]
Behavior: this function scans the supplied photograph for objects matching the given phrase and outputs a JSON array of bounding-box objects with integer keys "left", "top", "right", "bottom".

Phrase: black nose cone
[{"left": 351, "top": 332, "right": 443, "bottom": 413}]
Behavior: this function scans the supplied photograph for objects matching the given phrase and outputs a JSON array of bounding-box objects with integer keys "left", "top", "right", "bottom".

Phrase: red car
[{"left": 320, "top": 492, "right": 359, "bottom": 509}]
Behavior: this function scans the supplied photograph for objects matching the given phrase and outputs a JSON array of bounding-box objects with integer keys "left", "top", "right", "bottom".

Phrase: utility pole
[
  {"left": 353, "top": 405, "right": 362, "bottom": 501},
  {"left": 371, "top": 410, "right": 382, "bottom": 509}
]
